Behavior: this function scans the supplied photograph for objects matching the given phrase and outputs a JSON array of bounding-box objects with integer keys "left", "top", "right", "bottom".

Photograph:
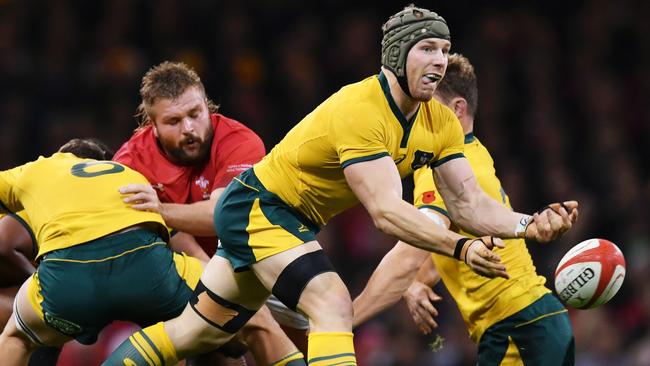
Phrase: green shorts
[
  {"left": 477, "top": 293, "right": 574, "bottom": 366},
  {"left": 214, "top": 169, "right": 319, "bottom": 271},
  {"left": 30, "top": 229, "right": 202, "bottom": 345}
]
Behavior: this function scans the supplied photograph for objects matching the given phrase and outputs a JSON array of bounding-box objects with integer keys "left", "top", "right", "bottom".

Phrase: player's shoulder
[
  {"left": 211, "top": 113, "right": 264, "bottom": 154},
  {"left": 425, "top": 98, "right": 457, "bottom": 122},
  {"left": 113, "top": 126, "right": 156, "bottom": 162},
  {"left": 213, "top": 114, "right": 259, "bottom": 139},
  {"left": 328, "top": 76, "right": 386, "bottom": 120}
]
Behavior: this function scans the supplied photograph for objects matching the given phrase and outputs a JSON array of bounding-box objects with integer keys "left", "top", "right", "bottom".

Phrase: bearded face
[{"left": 149, "top": 87, "right": 214, "bottom": 166}]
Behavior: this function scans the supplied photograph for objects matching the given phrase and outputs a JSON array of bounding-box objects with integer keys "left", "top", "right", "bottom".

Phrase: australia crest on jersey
[{"left": 411, "top": 150, "right": 435, "bottom": 170}]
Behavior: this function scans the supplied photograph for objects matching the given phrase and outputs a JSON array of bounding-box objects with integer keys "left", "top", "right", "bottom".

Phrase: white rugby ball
[{"left": 554, "top": 238, "right": 626, "bottom": 309}]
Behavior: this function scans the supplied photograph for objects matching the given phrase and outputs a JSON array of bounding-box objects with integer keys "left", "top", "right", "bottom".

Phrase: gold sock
[{"left": 307, "top": 332, "right": 356, "bottom": 365}]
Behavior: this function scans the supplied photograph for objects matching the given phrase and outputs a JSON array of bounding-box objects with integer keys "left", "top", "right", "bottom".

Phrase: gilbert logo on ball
[{"left": 554, "top": 238, "right": 626, "bottom": 309}]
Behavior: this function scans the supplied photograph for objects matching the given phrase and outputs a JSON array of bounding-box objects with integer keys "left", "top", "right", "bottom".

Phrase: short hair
[
  {"left": 58, "top": 138, "right": 114, "bottom": 160},
  {"left": 435, "top": 53, "right": 478, "bottom": 117},
  {"left": 135, "top": 61, "right": 218, "bottom": 126}
]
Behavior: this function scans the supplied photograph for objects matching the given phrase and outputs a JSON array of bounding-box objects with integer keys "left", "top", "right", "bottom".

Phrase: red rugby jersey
[{"left": 113, "top": 113, "right": 265, "bottom": 254}]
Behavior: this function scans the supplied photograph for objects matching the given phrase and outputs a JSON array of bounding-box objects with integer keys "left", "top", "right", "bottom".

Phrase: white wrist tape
[{"left": 514, "top": 215, "right": 532, "bottom": 238}]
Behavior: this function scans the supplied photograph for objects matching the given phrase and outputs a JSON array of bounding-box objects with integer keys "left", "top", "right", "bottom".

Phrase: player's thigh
[
  {"left": 11, "top": 276, "right": 71, "bottom": 347},
  {"left": 201, "top": 254, "right": 270, "bottom": 308},
  {"left": 250, "top": 240, "right": 323, "bottom": 288},
  {"left": 166, "top": 255, "right": 270, "bottom": 356},
  {"left": 251, "top": 241, "right": 351, "bottom": 326},
  {"left": 510, "top": 295, "right": 574, "bottom": 366}
]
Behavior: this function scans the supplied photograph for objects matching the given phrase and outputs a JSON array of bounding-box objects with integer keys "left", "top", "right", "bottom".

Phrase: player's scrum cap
[{"left": 381, "top": 6, "right": 450, "bottom": 79}]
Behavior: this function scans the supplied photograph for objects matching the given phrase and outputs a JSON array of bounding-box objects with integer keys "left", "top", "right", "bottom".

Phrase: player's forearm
[
  {"left": 353, "top": 242, "right": 430, "bottom": 327},
  {"left": 414, "top": 256, "right": 440, "bottom": 288},
  {"left": 372, "top": 198, "right": 463, "bottom": 256},
  {"left": 446, "top": 190, "right": 526, "bottom": 238},
  {"left": 161, "top": 200, "right": 216, "bottom": 236}
]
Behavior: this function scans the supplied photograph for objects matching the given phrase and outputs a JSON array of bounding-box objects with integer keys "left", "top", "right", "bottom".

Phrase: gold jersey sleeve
[
  {"left": 413, "top": 135, "right": 549, "bottom": 342},
  {"left": 254, "top": 72, "right": 465, "bottom": 226},
  {"left": 0, "top": 153, "right": 168, "bottom": 259}
]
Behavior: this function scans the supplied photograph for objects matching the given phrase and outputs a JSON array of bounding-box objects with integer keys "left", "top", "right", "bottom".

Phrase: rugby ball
[{"left": 554, "top": 238, "right": 626, "bottom": 309}]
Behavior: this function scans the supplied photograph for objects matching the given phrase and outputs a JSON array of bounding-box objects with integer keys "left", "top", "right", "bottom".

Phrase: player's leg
[
  {"left": 172, "top": 250, "right": 305, "bottom": 366},
  {"left": 265, "top": 294, "right": 310, "bottom": 357},
  {"left": 476, "top": 319, "right": 511, "bottom": 366},
  {"left": 508, "top": 294, "right": 574, "bottom": 366},
  {"left": 104, "top": 254, "right": 271, "bottom": 366},
  {"left": 236, "top": 304, "right": 305, "bottom": 366},
  {"left": 252, "top": 241, "right": 357, "bottom": 366},
  {"left": 478, "top": 293, "right": 573, "bottom": 366}
]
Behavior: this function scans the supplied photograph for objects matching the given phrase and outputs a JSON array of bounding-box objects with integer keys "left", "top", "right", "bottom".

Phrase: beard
[{"left": 160, "top": 126, "right": 214, "bottom": 167}]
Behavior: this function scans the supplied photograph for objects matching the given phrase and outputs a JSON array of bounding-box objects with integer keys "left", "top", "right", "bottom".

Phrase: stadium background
[{"left": 1, "top": 0, "right": 648, "bottom": 365}]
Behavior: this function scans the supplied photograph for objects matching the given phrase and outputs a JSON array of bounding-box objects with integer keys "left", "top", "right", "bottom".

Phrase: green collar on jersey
[
  {"left": 464, "top": 132, "right": 475, "bottom": 144},
  {"left": 378, "top": 71, "right": 419, "bottom": 148}
]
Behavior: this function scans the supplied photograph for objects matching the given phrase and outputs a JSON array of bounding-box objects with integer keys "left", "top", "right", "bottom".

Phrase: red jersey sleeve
[{"left": 212, "top": 116, "right": 266, "bottom": 189}]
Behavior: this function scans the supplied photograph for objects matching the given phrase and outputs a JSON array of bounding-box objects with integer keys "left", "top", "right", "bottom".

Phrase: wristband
[
  {"left": 514, "top": 215, "right": 532, "bottom": 238},
  {"left": 453, "top": 238, "right": 471, "bottom": 261}
]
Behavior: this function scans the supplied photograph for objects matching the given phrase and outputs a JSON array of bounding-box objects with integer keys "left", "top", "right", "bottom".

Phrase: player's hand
[
  {"left": 525, "top": 201, "right": 579, "bottom": 243},
  {"left": 403, "top": 281, "right": 442, "bottom": 335},
  {"left": 119, "top": 184, "right": 163, "bottom": 213},
  {"left": 464, "top": 236, "right": 509, "bottom": 279}
]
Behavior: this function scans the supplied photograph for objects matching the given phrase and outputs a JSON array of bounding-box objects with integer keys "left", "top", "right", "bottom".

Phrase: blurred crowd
[{"left": 1, "top": 0, "right": 648, "bottom": 365}]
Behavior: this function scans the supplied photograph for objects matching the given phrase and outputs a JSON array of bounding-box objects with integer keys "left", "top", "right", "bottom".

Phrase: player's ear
[
  {"left": 451, "top": 97, "right": 468, "bottom": 119},
  {"left": 151, "top": 121, "right": 159, "bottom": 137}
]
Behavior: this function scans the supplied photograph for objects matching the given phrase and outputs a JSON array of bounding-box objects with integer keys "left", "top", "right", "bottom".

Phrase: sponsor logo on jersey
[
  {"left": 226, "top": 164, "right": 253, "bottom": 173},
  {"left": 44, "top": 312, "right": 82, "bottom": 335}
]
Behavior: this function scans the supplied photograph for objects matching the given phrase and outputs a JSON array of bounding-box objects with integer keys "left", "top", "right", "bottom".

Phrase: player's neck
[
  {"left": 461, "top": 118, "right": 474, "bottom": 135},
  {"left": 382, "top": 68, "right": 420, "bottom": 120}
]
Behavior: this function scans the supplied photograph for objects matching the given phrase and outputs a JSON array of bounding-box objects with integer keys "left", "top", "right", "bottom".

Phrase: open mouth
[
  {"left": 182, "top": 139, "right": 200, "bottom": 150},
  {"left": 424, "top": 73, "right": 442, "bottom": 83}
]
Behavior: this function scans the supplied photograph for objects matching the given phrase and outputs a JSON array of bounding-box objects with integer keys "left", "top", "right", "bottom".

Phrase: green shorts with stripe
[
  {"left": 29, "top": 229, "right": 202, "bottom": 345},
  {"left": 214, "top": 169, "right": 319, "bottom": 271},
  {"left": 477, "top": 293, "right": 574, "bottom": 366}
]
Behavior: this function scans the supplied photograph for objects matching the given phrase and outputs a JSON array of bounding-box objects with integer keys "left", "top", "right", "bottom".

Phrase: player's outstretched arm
[
  {"left": 433, "top": 157, "right": 578, "bottom": 242},
  {"left": 353, "top": 241, "right": 431, "bottom": 327},
  {"left": 403, "top": 257, "right": 442, "bottom": 335},
  {"left": 344, "top": 156, "right": 507, "bottom": 279},
  {"left": 120, "top": 184, "right": 224, "bottom": 236}
]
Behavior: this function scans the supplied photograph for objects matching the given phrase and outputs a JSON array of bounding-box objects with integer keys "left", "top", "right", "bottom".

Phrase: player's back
[
  {"left": 413, "top": 135, "right": 549, "bottom": 341},
  {"left": 0, "top": 153, "right": 167, "bottom": 258}
]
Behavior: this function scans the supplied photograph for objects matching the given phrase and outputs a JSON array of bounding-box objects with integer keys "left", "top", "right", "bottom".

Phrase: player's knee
[
  {"left": 299, "top": 273, "right": 353, "bottom": 331},
  {"left": 313, "top": 280, "right": 353, "bottom": 325}
]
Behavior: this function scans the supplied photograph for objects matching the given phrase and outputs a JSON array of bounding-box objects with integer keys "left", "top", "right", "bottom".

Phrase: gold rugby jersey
[
  {"left": 0, "top": 153, "right": 168, "bottom": 258},
  {"left": 254, "top": 72, "right": 465, "bottom": 226},
  {"left": 413, "top": 134, "right": 549, "bottom": 342}
]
